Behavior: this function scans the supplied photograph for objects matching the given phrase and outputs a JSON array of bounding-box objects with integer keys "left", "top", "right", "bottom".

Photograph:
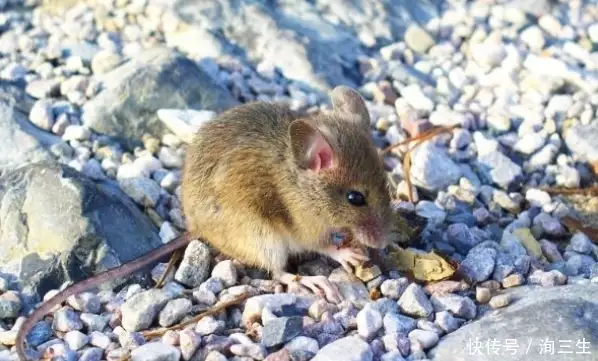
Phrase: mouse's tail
[{"left": 16, "top": 234, "right": 192, "bottom": 361}]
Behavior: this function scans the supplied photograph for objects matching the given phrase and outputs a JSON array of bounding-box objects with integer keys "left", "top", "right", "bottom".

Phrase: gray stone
[
  {"left": 328, "top": 268, "right": 370, "bottom": 308},
  {"left": 195, "top": 316, "right": 226, "bottom": 336},
  {"left": 428, "top": 284, "right": 598, "bottom": 361},
  {"left": 82, "top": 47, "right": 237, "bottom": 149},
  {"left": 430, "top": 294, "right": 476, "bottom": 320},
  {"left": 0, "top": 81, "right": 60, "bottom": 173},
  {"left": 356, "top": 306, "right": 383, "bottom": 340},
  {"left": 459, "top": 247, "right": 497, "bottom": 282},
  {"left": 130, "top": 342, "right": 180, "bottom": 361},
  {"left": 477, "top": 151, "right": 523, "bottom": 190},
  {"left": 569, "top": 233, "right": 595, "bottom": 255},
  {"left": 398, "top": 283, "right": 433, "bottom": 318},
  {"left": 262, "top": 316, "right": 303, "bottom": 347},
  {"left": 311, "top": 336, "right": 373, "bottom": 361},
  {"left": 121, "top": 289, "right": 171, "bottom": 331},
  {"left": 409, "top": 142, "right": 462, "bottom": 192},
  {"left": 446, "top": 223, "right": 482, "bottom": 254},
  {"left": 383, "top": 313, "right": 417, "bottom": 335},
  {"left": 404, "top": 24, "right": 435, "bottom": 54},
  {"left": 211, "top": 260, "right": 238, "bottom": 288},
  {"left": 564, "top": 122, "right": 598, "bottom": 164},
  {"left": 52, "top": 307, "right": 83, "bottom": 332},
  {"left": 0, "top": 162, "right": 162, "bottom": 300},
  {"left": 158, "top": 298, "right": 193, "bottom": 327},
  {"left": 380, "top": 279, "right": 409, "bottom": 300},
  {"left": 174, "top": 240, "right": 211, "bottom": 288}
]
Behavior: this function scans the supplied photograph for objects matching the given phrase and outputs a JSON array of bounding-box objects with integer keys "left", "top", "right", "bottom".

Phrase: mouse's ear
[
  {"left": 330, "top": 86, "right": 371, "bottom": 131},
  {"left": 289, "top": 120, "right": 335, "bottom": 172}
]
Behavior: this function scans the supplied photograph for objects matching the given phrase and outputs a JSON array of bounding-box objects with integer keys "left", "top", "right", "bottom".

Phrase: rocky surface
[{"left": 0, "top": 0, "right": 597, "bottom": 361}]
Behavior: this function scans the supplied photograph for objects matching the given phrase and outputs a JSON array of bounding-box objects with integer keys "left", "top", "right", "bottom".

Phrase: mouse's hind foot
[{"left": 275, "top": 271, "right": 342, "bottom": 304}]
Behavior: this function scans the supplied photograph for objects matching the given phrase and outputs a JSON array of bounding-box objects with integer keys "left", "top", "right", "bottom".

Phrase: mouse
[
  {"left": 15, "top": 85, "right": 393, "bottom": 360},
  {"left": 180, "top": 85, "right": 393, "bottom": 302}
]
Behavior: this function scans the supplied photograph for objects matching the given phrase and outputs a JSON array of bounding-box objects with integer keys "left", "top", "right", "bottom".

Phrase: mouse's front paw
[{"left": 322, "top": 245, "right": 369, "bottom": 274}]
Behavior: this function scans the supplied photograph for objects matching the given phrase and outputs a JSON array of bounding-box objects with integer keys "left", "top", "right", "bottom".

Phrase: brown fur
[{"left": 181, "top": 86, "right": 392, "bottom": 276}]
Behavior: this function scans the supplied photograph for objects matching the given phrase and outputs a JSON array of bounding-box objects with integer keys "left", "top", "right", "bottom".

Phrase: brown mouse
[
  {"left": 181, "top": 85, "right": 393, "bottom": 302},
  {"left": 15, "top": 85, "right": 392, "bottom": 360}
]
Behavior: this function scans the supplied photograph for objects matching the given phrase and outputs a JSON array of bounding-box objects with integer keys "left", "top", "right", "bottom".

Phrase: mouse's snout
[{"left": 354, "top": 215, "right": 389, "bottom": 249}]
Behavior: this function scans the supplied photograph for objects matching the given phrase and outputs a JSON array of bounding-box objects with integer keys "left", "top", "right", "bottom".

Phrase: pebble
[
  {"left": 380, "top": 351, "right": 406, "bottom": 361},
  {"left": 397, "top": 284, "right": 433, "bottom": 318},
  {"left": 489, "top": 294, "right": 512, "bottom": 309},
  {"left": 408, "top": 329, "right": 439, "bottom": 350},
  {"left": 120, "top": 289, "right": 170, "bottom": 331},
  {"left": 435, "top": 311, "right": 464, "bottom": 333},
  {"left": 211, "top": 260, "right": 238, "bottom": 287},
  {"left": 356, "top": 306, "right": 383, "bottom": 340},
  {"left": 569, "top": 232, "right": 595, "bottom": 255},
  {"left": 380, "top": 278, "right": 409, "bottom": 300},
  {"left": 158, "top": 298, "right": 192, "bottom": 327},
  {"left": 230, "top": 343, "right": 267, "bottom": 360},
  {"left": 64, "top": 330, "right": 89, "bottom": 350},
  {"left": 52, "top": 307, "right": 83, "bottom": 332},
  {"left": 311, "top": 336, "right": 373, "bottom": 361},
  {"left": 89, "top": 331, "right": 111, "bottom": 349},
  {"left": 460, "top": 247, "right": 497, "bottom": 282},
  {"left": 63, "top": 125, "right": 91, "bottom": 141},
  {"left": 174, "top": 240, "right": 212, "bottom": 287},
  {"left": 475, "top": 287, "right": 491, "bottom": 304},
  {"left": 430, "top": 294, "right": 476, "bottom": 320},
  {"left": 383, "top": 313, "right": 417, "bottom": 335},
  {"left": 195, "top": 316, "right": 226, "bottom": 336},
  {"left": 179, "top": 329, "right": 202, "bottom": 361},
  {"left": 400, "top": 84, "right": 434, "bottom": 112},
  {"left": 404, "top": 24, "right": 435, "bottom": 54},
  {"left": 285, "top": 336, "right": 319, "bottom": 356},
  {"left": 262, "top": 316, "right": 303, "bottom": 347},
  {"left": 118, "top": 177, "right": 162, "bottom": 207},
  {"left": 130, "top": 342, "right": 180, "bottom": 361}
]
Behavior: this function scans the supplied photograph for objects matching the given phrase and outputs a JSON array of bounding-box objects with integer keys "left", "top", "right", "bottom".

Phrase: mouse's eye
[{"left": 346, "top": 190, "right": 367, "bottom": 207}]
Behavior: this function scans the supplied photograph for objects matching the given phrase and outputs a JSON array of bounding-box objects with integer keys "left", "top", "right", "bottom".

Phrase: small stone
[
  {"left": 285, "top": 336, "right": 319, "bottom": 356},
  {"left": 520, "top": 25, "right": 545, "bottom": 51},
  {"left": 195, "top": 316, "right": 225, "bottom": 336},
  {"left": 29, "top": 99, "right": 55, "bottom": 131},
  {"left": 179, "top": 329, "right": 202, "bottom": 360},
  {"left": 205, "top": 351, "right": 228, "bottom": 361},
  {"left": 525, "top": 189, "right": 551, "bottom": 208},
  {"left": 121, "top": 289, "right": 170, "bottom": 331},
  {"left": 63, "top": 125, "right": 91, "bottom": 141},
  {"left": 459, "top": 247, "right": 496, "bottom": 282},
  {"left": 262, "top": 316, "right": 303, "bottom": 348},
  {"left": 570, "top": 232, "right": 594, "bottom": 255},
  {"left": 118, "top": 177, "right": 162, "bottom": 207},
  {"left": 435, "top": 311, "right": 464, "bottom": 333},
  {"left": 489, "top": 294, "right": 512, "bottom": 309},
  {"left": 408, "top": 329, "right": 439, "bottom": 350},
  {"left": 356, "top": 306, "right": 383, "bottom": 340},
  {"left": 475, "top": 287, "right": 491, "bottom": 304},
  {"left": 430, "top": 294, "right": 476, "bottom": 320},
  {"left": 175, "top": 240, "right": 212, "bottom": 287},
  {"left": 52, "top": 308, "right": 83, "bottom": 332},
  {"left": 409, "top": 141, "right": 462, "bottom": 191},
  {"left": 308, "top": 300, "right": 338, "bottom": 321},
  {"left": 404, "top": 24, "right": 435, "bottom": 54},
  {"left": 230, "top": 343, "right": 267, "bottom": 360},
  {"left": 380, "top": 279, "right": 409, "bottom": 300},
  {"left": 130, "top": 342, "right": 180, "bottom": 361},
  {"left": 446, "top": 223, "right": 482, "bottom": 254},
  {"left": 354, "top": 264, "right": 382, "bottom": 283},
  {"left": 0, "top": 293, "right": 21, "bottom": 319},
  {"left": 159, "top": 222, "right": 179, "bottom": 243},
  {"left": 80, "top": 313, "right": 108, "bottom": 332},
  {"left": 158, "top": 147, "right": 183, "bottom": 168},
  {"left": 89, "top": 331, "right": 111, "bottom": 348},
  {"left": 159, "top": 298, "right": 192, "bottom": 327},
  {"left": 193, "top": 290, "right": 217, "bottom": 306},
  {"left": 264, "top": 348, "right": 292, "bottom": 361},
  {"left": 502, "top": 273, "right": 525, "bottom": 288},
  {"left": 398, "top": 284, "right": 433, "bottom": 318},
  {"left": 67, "top": 292, "right": 101, "bottom": 314},
  {"left": 211, "top": 260, "right": 238, "bottom": 287},
  {"left": 400, "top": 84, "right": 434, "bottom": 112},
  {"left": 64, "top": 330, "right": 89, "bottom": 350},
  {"left": 311, "top": 336, "right": 373, "bottom": 361},
  {"left": 383, "top": 313, "right": 417, "bottom": 335}
]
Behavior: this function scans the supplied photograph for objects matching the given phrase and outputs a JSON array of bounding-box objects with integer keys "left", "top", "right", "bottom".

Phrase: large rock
[
  {"left": 0, "top": 162, "right": 163, "bottom": 302},
  {"left": 81, "top": 47, "right": 238, "bottom": 149},
  {"left": 428, "top": 284, "right": 598, "bottom": 361},
  {"left": 0, "top": 81, "right": 60, "bottom": 173},
  {"left": 170, "top": 0, "right": 441, "bottom": 92}
]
